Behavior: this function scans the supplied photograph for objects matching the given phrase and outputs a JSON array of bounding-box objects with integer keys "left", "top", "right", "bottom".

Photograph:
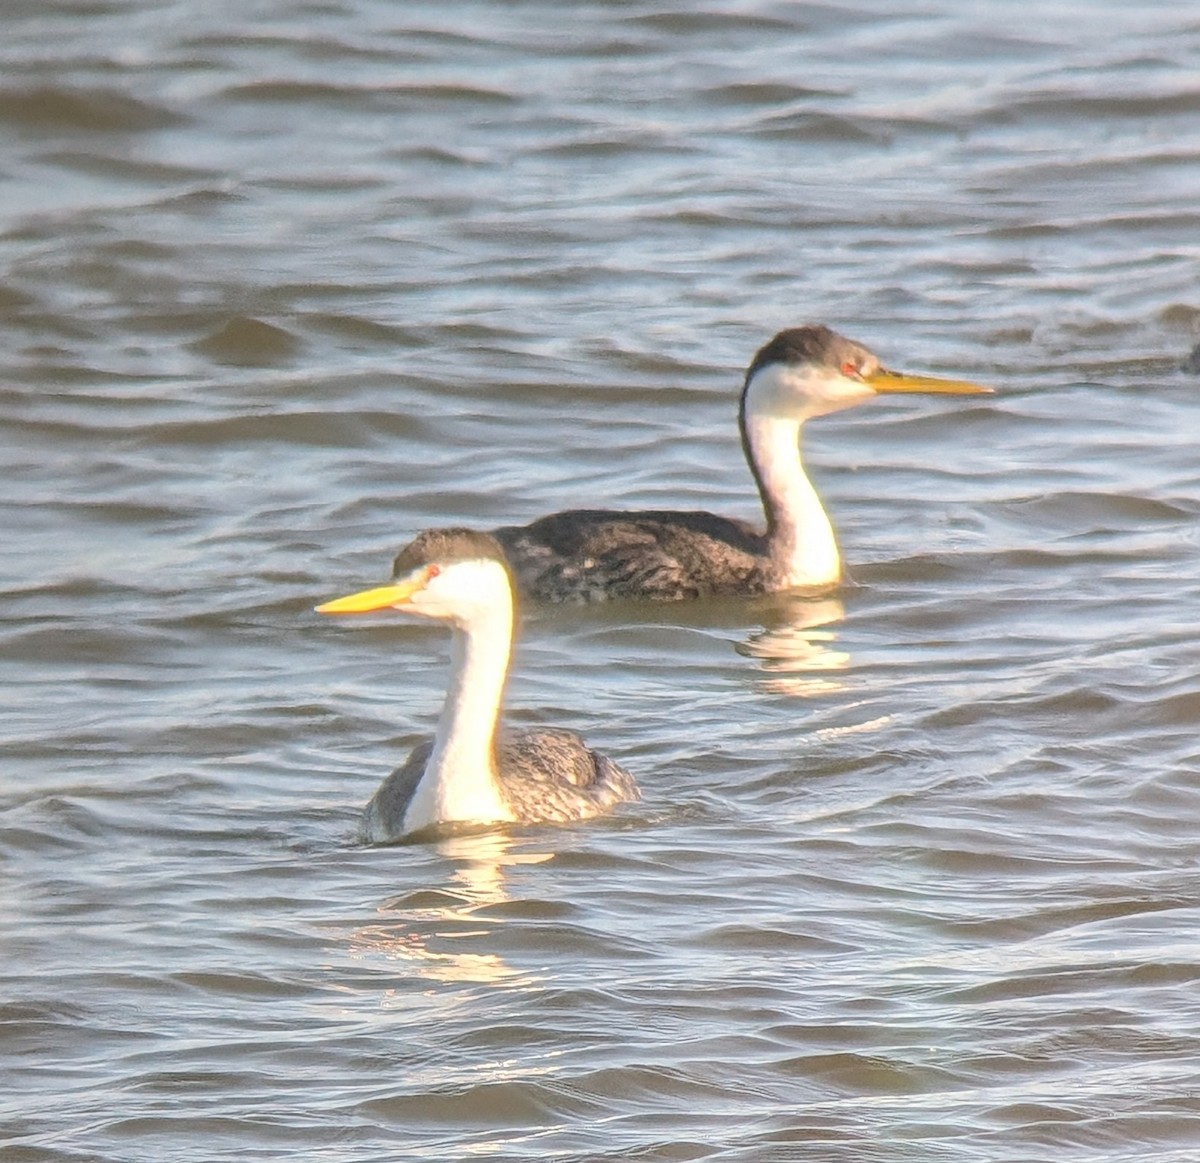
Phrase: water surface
[{"left": 4, "top": 2, "right": 1200, "bottom": 1160}]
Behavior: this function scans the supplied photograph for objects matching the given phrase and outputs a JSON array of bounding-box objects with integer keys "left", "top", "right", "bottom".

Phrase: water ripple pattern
[{"left": 3, "top": 2, "right": 1200, "bottom": 1160}]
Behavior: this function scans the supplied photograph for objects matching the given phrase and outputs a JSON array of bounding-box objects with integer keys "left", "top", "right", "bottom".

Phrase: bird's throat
[
  {"left": 403, "top": 609, "right": 516, "bottom": 831},
  {"left": 743, "top": 412, "right": 841, "bottom": 589}
]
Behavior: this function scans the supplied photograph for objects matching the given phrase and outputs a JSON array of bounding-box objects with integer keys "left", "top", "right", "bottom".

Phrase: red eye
[
  {"left": 427, "top": 564, "right": 441, "bottom": 578},
  {"left": 841, "top": 361, "right": 859, "bottom": 377}
]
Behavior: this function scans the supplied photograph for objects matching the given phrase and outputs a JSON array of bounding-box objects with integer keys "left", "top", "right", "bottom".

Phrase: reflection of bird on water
[
  {"left": 738, "top": 596, "right": 850, "bottom": 698},
  {"left": 317, "top": 528, "right": 638, "bottom": 843},
  {"left": 487, "top": 325, "right": 991, "bottom": 604},
  {"left": 348, "top": 834, "right": 554, "bottom": 985}
]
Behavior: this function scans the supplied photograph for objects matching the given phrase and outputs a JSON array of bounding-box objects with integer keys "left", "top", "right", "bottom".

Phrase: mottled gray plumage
[
  {"left": 492, "top": 509, "right": 774, "bottom": 603},
  {"left": 362, "top": 728, "right": 638, "bottom": 841}
]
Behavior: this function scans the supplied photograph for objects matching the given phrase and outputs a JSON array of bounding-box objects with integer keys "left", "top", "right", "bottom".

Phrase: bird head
[
  {"left": 316, "top": 530, "right": 513, "bottom": 628},
  {"left": 743, "top": 325, "right": 991, "bottom": 422}
]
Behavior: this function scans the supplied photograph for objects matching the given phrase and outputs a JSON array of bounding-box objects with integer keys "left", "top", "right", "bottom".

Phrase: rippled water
[{"left": 5, "top": 2, "right": 1200, "bottom": 1159}]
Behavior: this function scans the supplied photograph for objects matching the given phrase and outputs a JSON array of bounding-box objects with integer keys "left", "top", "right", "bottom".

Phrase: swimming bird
[
  {"left": 316, "top": 528, "right": 638, "bottom": 843},
  {"left": 488, "top": 325, "right": 991, "bottom": 603}
]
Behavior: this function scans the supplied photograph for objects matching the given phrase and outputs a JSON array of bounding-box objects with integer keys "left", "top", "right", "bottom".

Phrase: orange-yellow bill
[
  {"left": 865, "top": 369, "right": 992, "bottom": 395},
  {"left": 315, "top": 577, "right": 423, "bottom": 615}
]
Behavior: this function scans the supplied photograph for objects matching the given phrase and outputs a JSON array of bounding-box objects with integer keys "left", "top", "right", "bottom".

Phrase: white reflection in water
[
  {"left": 347, "top": 831, "right": 552, "bottom": 987},
  {"left": 738, "top": 596, "right": 850, "bottom": 697}
]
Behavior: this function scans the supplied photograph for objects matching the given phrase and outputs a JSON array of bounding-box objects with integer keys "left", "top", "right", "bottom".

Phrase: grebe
[
  {"left": 317, "top": 528, "right": 638, "bottom": 842},
  {"left": 488, "top": 325, "right": 990, "bottom": 603}
]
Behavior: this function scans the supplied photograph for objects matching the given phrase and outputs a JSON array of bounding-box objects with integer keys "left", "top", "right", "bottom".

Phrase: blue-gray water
[{"left": 4, "top": 2, "right": 1200, "bottom": 1160}]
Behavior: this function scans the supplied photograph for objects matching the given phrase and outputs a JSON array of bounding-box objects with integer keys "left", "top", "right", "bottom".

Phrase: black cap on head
[
  {"left": 744, "top": 325, "right": 877, "bottom": 386},
  {"left": 391, "top": 528, "right": 507, "bottom": 577}
]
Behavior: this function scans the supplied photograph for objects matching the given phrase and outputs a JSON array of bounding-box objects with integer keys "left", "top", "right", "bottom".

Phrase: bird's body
[
  {"left": 361, "top": 727, "right": 635, "bottom": 842},
  {"left": 488, "top": 325, "right": 990, "bottom": 604},
  {"left": 316, "top": 528, "right": 637, "bottom": 843},
  {"left": 494, "top": 508, "right": 772, "bottom": 603}
]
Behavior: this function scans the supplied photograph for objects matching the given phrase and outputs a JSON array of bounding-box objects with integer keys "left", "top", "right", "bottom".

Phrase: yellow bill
[
  {"left": 865, "top": 369, "right": 992, "bottom": 395},
  {"left": 315, "top": 576, "right": 423, "bottom": 615}
]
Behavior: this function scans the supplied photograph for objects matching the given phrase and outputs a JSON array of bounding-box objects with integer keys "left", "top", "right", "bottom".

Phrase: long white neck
[
  {"left": 741, "top": 390, "right": 842, "bottom": 590},
  {"left": 403, "top": 602, "right": 516, "bottom": 832}
]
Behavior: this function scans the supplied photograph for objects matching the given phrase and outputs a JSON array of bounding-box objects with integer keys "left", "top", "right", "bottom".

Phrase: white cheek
[
  {"left": 410, "top": 560, "right": 512, "bottom": 621},
  {"left": 746, "top": 363, "right": 872, "bottom": 420},
  {"left": 823, "top": 379, "right": 874, "bottom": 409}
]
